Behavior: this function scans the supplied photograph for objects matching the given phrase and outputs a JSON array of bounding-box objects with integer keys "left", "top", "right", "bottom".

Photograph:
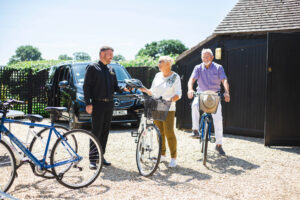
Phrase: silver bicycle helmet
[{"left": 125, "top": 79, "right": 145, "bottom": 88}]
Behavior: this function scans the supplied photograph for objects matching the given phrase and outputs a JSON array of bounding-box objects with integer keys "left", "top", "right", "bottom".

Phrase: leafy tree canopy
[
  {"left": 113, "top": 54, "right": 125, "bottom": 62},
  {"left": 73, "top": 52, "right": 91, "bottom": 61},
  {"left": 58, "top": 54, "right": 72, "bottom": 60},
  {"left": 137, "top": 39, "right": 188, "bottom": 58},
  {"left": 8, "top": 45, "right": 42, "bottom": 64}
]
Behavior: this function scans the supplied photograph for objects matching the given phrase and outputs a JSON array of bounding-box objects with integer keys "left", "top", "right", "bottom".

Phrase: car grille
[{"left": 113, "top": 97, "right": 135, "bottom": 109}]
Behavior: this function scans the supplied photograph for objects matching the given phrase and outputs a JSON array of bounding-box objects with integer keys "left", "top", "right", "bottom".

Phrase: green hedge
[
  {"left": 119, "top": 55, "right": 178, "bottom": 68},
  {"left": 6, "top": 60, "right": 70, "bottom": 73}
]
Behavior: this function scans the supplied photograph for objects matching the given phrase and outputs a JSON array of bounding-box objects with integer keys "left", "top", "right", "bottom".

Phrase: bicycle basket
[
  {"left": 144, "top": 97, "right": 171, "bottom": 121},
  {"left": 198, "top": 91, "right": 220, "bottom": 114}
]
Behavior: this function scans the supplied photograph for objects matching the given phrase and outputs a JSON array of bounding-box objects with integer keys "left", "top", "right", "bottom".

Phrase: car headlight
[{"left": 77, "top": 93, "right": 85, "bottom": 102}]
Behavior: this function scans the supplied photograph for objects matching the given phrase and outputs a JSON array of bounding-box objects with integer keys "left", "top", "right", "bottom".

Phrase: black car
[{"left": 46, "top": 62, "right": 142, "bottom": 129}]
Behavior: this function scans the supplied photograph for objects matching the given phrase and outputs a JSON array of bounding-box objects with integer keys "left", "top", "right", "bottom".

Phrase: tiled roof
[
  {"left": 214, "top": 0, "right": 300, "bottom": 34},
  {"left": 177, "top": 0, "right": 300, "bottom": 62}
]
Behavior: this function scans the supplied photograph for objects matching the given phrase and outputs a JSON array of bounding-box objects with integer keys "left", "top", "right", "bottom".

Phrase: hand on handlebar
[
  {"left": 187, "top": 90, "right": 194, "bottom": 99},
  {"left": 224, "top": 92, "right": 230, "bottom": 102},
  {"left": 139, "top": 88, "right": 147, "bottom": 93}
]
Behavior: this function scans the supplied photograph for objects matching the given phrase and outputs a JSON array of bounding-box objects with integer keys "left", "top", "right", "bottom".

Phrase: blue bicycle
[
  {"left": 194, "top": 92, "right": 223, "bottom": 165},
  {"left": 0, "top": 99, "right": 103, "bottom": 192}
]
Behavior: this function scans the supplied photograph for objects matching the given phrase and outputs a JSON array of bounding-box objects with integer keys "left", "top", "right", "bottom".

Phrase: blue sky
[{"left": 0, "top": 0, "right": 238, "bottom": 65}]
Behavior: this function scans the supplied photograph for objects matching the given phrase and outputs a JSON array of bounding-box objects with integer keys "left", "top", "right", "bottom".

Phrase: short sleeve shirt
[
  {"left": 150, "top": 72, "right": 182, "bottom": 111},
  {"left": 191, "top": 62, "right": 227, "bottom": 92}
]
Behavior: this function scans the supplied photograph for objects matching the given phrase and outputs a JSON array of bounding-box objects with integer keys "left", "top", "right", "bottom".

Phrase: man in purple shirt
[{"left": 187, "top": 48, "right": 230, "bottom": 155}]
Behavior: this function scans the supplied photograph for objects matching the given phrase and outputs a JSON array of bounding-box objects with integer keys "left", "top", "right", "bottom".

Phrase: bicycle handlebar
[
  {"left": 193, "top": 91, "right": 225, "bottom": 101},
  {"left": 123, "top": 93, "right": 171, "bottom": 104}
]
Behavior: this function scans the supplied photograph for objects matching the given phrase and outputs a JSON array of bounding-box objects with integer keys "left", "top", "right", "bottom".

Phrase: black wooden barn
[{"left": 174, "top": 0, "right": 300, "bottom": 146}]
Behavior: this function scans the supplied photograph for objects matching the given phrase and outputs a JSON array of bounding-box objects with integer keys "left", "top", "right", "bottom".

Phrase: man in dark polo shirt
[{"left": 83, "top": 46, "right": 122, "bottom": 168}]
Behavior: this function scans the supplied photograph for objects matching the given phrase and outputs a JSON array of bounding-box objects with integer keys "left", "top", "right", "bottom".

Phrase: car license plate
[{"left": 113, "top": 110, "right": 127, "bottom": 116}]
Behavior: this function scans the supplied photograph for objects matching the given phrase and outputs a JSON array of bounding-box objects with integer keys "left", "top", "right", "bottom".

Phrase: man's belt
[{"left": 94, "top": 98, "right": 113, "bottom": 102}]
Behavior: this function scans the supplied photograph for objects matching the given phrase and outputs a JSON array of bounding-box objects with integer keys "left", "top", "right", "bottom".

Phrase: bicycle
[
  {"left": 0, "top": 99, "right": 103, "bottom": 192},
  {"left": 2, "top": 111, "right": 70, "bottom": 179},
  {"left": 194, "top": 91, "right": 223, "bottom": 165},
  {"left": 125, "top": 79, "right": 171, "bottom": 177}
]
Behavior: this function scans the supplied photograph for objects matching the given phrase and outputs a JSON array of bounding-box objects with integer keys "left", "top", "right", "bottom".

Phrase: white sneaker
[
  {"left": 168, "top": 158, "right": 177, "bottom": 168},
  {"left": 160, "top": 155, "right": 167, "bottom": 162}
]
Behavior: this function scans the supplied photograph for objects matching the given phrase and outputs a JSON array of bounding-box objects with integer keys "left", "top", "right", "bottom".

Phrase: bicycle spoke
[
  {"left": 136, "top": 124, "right": 161, "bottom": 177},
  {"left": 0, "top": 141, "right": 16, "bottom": 192},
  {"left": 29, "top": 125, "right": 69, "bottom": 179},
  {"left": 50, "top": 129, "right": 102, "bottom": 189}
]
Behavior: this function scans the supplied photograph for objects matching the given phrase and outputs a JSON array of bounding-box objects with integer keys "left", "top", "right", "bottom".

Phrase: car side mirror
[{"left": 59, "top": 80, "right": 69, "bottom": 88}]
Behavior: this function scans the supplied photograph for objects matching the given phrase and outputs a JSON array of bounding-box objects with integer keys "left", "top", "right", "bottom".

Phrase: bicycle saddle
[{"left": 25, "top": 114, "right": 43, "bottom": 122}]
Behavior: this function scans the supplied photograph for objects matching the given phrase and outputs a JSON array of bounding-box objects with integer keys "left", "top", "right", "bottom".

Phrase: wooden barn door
[
  {"left": 265, "top": 32, "right": 300, "bottom": 146},
  {"left": 225, "top": 43, "right": 266, "bottom": 137}
]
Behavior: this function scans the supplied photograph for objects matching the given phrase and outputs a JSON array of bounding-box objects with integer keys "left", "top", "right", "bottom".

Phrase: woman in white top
[{"left": 140, "top": 56, "right": 182, "bottom": 167}]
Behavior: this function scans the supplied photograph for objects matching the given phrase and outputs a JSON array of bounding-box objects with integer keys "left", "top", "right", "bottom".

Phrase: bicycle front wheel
[
  {"left": 202, "top": 119, "right": 209, "bottom": 165},
  {"left": 136, "top": 124, "right": 162, "bottom": 177},
  {"left": 50, "top": 129, "right": 102, "bottom": 189},
  {"left": 0, "top": 140, "right": 16, "bottom": 192}
]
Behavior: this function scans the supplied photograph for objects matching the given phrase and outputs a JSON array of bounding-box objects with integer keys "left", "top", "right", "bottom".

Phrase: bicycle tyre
[
  {"left": 136, "top": 124, "right": 162, "bottom": 177},
  {"left": 0, "top": 140, "right": 16, "bottom": 192},
  {"left": 50, "top": 129, "right": 103, "bottom": 189},
  {"left": 202, "top": 119, "right": 209, "bottom": 165},
  {"left": 29, "top": 125, "right": 73, "bottom": 179}
]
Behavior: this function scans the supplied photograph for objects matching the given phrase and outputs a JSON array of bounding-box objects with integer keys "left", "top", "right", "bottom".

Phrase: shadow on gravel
[
  {"left": 204, "top": 153, "right": 260, "bottom": 175},
  {"left": 100, "top": 165, "right": 144, "bottom": 182},
  {"left": 152, "top": 164, "right": 212, "bottom": 186},
  {"left": 269, "top": 146, "right": 300, "bottom": 154},
  {"left": 99, "top": 163, "right": 211, "bottom": 187},
  {"left": 11, "top": 176, "right": 110, "bottom": 200}
]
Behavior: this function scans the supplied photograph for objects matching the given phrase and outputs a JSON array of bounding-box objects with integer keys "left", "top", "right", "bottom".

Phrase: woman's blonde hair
[{"left": 158, "top": 56, "right": 174, "bottom": 66}]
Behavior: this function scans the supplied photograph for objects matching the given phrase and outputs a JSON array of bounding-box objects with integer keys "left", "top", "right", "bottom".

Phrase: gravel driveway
[{"left": 2, "top": 119, "right": 300, "bottom": 200}]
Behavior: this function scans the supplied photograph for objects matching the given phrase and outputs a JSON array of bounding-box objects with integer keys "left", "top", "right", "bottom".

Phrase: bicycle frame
[
  {"left": 137, "top": 114, "right": 150, "bottom": 134},
  {"left": 199, "top": 113, "right": 213, "bottom": 141},
  {"left": 0, "top": 116, "right": 81, "bottom": 170}
]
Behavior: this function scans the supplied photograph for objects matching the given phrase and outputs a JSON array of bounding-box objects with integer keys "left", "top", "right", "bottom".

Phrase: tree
[
  {"left": 73, "top": 52, "right": 91, "bottom": 61},
  {"left": 137, "top": 39, "right": 188, "bottom": 58},
  {"left": 58, "top": 54, "right": 73, "bottom": 60},
  {"left": 113, "top": 54, "right": 125, "bottom": 62},
  {"left": 8, "top": 45, "right": 42, "bottom": 64}
]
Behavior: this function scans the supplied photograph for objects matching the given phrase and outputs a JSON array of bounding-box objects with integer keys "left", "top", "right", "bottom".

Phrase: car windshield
[
  {"left": 72, "top": 63, "right": 131, "bottom": 84},
  {"left": 111, "top": 64, "right": 131, "bottom": 81}
]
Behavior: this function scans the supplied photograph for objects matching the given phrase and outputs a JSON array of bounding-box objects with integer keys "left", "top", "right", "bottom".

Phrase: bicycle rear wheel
[
  {"left": 29, "top": 125, "right": 70, "bottom": 178},
  {"left": 136, "top": 124, "right": 162, "bottom": 177},
  {"left": 202, "top": 119, "right": 209, "bottom": 165},
  {"left": 50, "top": 129, "right": 102, "bottom": 189},
  {"left": 0, "top": 140, "right": 16, "bottom": 192}
]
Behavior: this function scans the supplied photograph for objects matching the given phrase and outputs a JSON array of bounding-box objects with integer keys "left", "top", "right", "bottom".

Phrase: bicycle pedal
[
  {"left": 210, "top": 136, "right": 216, "bottom": 143},
  {"left": 131, "top": 131, "right": 138, "bottom": 137}
]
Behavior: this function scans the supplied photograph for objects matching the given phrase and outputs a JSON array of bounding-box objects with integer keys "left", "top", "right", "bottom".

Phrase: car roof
[{"left": 51, "top": 61, "right": 123, "bottom": 68}]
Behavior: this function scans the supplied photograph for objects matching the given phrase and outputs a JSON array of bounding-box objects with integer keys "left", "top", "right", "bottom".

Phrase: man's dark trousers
[{"left": 90, "top": 100, "right": 114, "bottom": 162}]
